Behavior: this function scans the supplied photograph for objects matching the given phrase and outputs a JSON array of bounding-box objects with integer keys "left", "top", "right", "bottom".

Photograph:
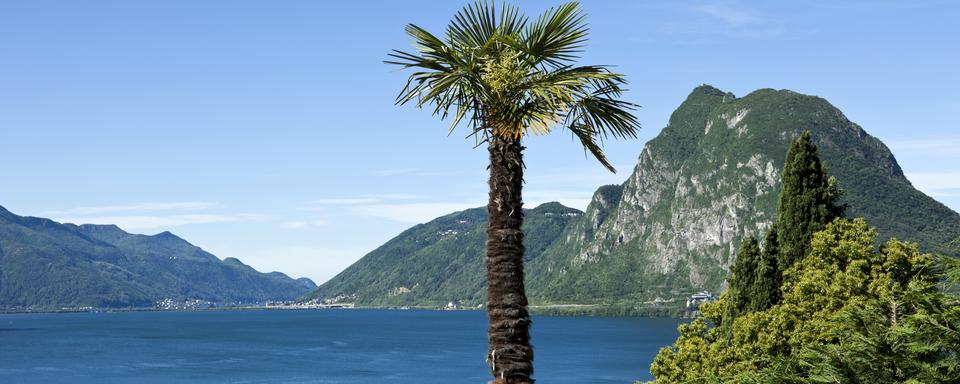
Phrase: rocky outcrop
[{"left": 526, "top": 85, "right": 959, "bottom": 304}]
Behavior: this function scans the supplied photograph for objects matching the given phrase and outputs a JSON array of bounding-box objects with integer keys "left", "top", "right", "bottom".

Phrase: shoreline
[{"left": 0, "top": 303, "right": 688, "bottom": 318}]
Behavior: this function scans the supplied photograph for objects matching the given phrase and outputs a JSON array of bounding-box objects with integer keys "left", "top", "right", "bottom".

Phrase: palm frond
[
  {"left": 564, "top": 75, "right": 640, "bottom": 141},
  {"left": 522, "top": 2, "right": 588, "bottom": 68},
  {"left": 568, "top": 121, "right": 616, "bottom": 172},
  {"left": 447, "top": 1, "right": 525, "bottom": 52}
]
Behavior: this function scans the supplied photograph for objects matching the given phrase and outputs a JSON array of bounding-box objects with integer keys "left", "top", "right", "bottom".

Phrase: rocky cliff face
[{"left": 526, "top": 85, "right": 957, "bottom": 304}]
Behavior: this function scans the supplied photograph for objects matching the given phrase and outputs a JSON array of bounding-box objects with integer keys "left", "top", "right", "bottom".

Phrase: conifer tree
[
  {"left": 727, "top": 132, "right": 842, "bottom": 317},
  {"left": 650, "top": 219, "right": 960, "bottom": 384},
  {"left": 727, "top": 230, "right": 782, "bottom": 317},
  {"left": 752, "top": 225, "right": 781, "bottom": 310},
  {"left": 775, "top": 131, "right": 844, "bottom": 271},
  {"left": 726, "top": 236, "right": 760, "bottom": 319}
]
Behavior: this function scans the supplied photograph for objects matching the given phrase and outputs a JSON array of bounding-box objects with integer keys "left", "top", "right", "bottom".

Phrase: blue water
[{"left": 0, "top": 309, "right": 681, "bottom": 383}]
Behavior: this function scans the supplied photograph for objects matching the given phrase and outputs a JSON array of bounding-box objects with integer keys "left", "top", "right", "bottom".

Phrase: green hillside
[
  {"left": 0, "top": 205, "right": 314, "bottom": 310},
  {"left": 304, "top": 202, "right": 582, "bottom": 308}
]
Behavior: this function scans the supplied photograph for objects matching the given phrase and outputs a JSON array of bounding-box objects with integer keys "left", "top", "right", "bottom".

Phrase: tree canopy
[
  {"left": 725, "top": 132, "right": 840, "bottom": 318},
  {"left": 648, "top": 218, "right": 960, "bottom": 383},
  {"left": 775, "top": 131, "right": 845, "bottom": 270},
  {"left": 386, "top": 1, "right": 640, "bottom": 171},
  {"left": 726, "top": 236, "right": 761, "bottom": 319}
]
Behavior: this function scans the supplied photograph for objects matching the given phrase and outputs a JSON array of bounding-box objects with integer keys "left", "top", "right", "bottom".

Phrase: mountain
[
  {"left": 305, "top": 85, "right": 960, "bottom": 312},
  {"left": 304, "top": 202, "right": 583, "bottom": 307},
  {"left": 526, "top": 85, "right": 958, "bottom": 306},
  {"left": 296, "top": 277, "right": 319, "bottom": 290},
  {"left": 0, "top": 205, "right": 314, "bottom": 310}
]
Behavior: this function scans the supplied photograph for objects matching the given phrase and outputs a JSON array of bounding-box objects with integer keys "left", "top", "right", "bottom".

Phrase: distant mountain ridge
[
  {"left": 306, "top": 85, "right": 960, "bottom": 312},
  {"left": 0, "top": 205, "right": 314, "bottom": 310}
]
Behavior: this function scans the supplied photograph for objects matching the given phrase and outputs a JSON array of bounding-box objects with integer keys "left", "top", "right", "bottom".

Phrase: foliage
[
  {"left": 726, "top": 132, "right": 841, "bottom": 318},
  {"left": 647, "top": 218, "right": 960, "bottom": 383},
  {"left": 753, "top": 226, "right": 782, "bottom": 311},
  {"left": 726, "top": 229, "right": 783, "bottom": 319},
  {"left": 775, "top": 131, "right": 846, "bottom": 271},
  {"left": 726, "top": 236, "right": 761, "bottom": 319},
  {"left": 386, "top": 1, "right": 640, "bottom": 171}
]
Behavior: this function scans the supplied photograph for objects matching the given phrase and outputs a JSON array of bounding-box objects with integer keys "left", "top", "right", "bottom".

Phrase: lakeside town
[{"left": 2, "top": 292, "right": 718, "bottom": 316}]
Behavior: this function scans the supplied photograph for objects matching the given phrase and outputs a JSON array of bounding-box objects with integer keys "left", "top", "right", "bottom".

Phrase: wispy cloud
[
  {"left": 45, "top": 201, "right": 261, "bottom": 231},
  {"left": 693, "top": 3, "right": 763, "bottom": 27},
  {"left": 807, "top": 0, "right": 950, "bottom": 11},
  {"left": 55, "top": 213, "right": 260, "bottom": 230},
  {"left": 306, "top": 198, "right": 380, "bottom": 206},
  {"left": 362, "top": 193, "right": 427, "bottom": 200},
  {"left": 904, "top": 172, "right": 960, "bottom": 212},
  {"left": 639, "top": 1, "right": 791, "bottom": 40},
  {"left": 886, "top": 136, "right": 960, "bottom": 211},
  {"left": 349, "top": 202, "right": 481, "bottom": 224},
  {"left": 303, "top": 194, "right": 426, "bottom": 210},
  {"left": 281, "top": 219, "right": 329, "bottom": 230},
  {"left": 906, "top": 172, "right": 960, "bottom": 196},
  {"left": 281, "top": 221, "right": 308, "bottom": 229},
  {"left": 372, "top": 168, "right": 469, "bottom": 177},
  {"left": 43, "top": 201, "right": 220, "bottom": 216},
  {"left": 889, "top": 137, "right": 960, "bottom": 157},
  {"left": 527, "top": 164, "right": 629, "bottom": 185},
  {"left": 927, "top": 189, "right": 960, "bottom": 198},
  {"left": 373, "top": 168, "right": 419, "bottom": 176},
  {"left": 300, "top": 194, "right": 478, "bottom": 223}
]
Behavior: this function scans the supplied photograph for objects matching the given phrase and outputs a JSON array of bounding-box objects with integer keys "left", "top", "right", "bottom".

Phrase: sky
[{"left": 1, "top": 1, "right": 958, "bottom": 284}]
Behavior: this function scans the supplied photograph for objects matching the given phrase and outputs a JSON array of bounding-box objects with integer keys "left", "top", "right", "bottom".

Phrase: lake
[{"left": 0, "top": 309, "right": 682, "bottom": 383}]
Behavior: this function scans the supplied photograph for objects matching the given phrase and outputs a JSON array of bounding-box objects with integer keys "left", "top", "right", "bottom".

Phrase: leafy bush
[{"left": 648, "top": 218, "right": 960, "bottom": 383}]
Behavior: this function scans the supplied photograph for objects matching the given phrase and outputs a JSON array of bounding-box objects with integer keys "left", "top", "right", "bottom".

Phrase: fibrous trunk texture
[{"left": 485, "top": 134, "right": 533, "bottom": 384}]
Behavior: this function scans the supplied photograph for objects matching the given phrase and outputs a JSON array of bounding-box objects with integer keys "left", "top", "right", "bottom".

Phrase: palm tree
[{"left": 387, "top": 2, "right": 640, "bottom": 383}]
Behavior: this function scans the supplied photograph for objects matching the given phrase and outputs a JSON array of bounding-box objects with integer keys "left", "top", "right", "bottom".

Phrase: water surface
[{"left": 0, "top": 309, "right": 681, "bottom": 383}]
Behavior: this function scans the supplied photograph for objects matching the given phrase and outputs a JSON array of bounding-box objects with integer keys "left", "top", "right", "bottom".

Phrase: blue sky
[{"left": 2, "top": 1, "right": 958, "bottom": 283}]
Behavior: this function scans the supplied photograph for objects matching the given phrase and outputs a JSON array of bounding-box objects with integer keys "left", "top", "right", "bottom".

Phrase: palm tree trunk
[{"left": 485, "top": 134, "right": 533, "bottom": 384}]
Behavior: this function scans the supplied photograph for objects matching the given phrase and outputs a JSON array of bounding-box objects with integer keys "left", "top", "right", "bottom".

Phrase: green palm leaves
[{"left": 386, "top": 1, "right": 640, "bottom": 172}]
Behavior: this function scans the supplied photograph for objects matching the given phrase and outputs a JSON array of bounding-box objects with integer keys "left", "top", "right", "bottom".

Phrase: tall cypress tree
[
  {"left": 728, "top": 230, "right": 782, "bottom": 317},
  {"left": 727, "top": 132, "right": 842, "bottom": 317},
  {"left": 753, "top": 225, "right": 782, "bottom": 310},
  {"left": 775, "top": 131, "right": 844, "bottom": 271},
  {"left": 726, "top": 236, "right": 761, "bottom": 319}
]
